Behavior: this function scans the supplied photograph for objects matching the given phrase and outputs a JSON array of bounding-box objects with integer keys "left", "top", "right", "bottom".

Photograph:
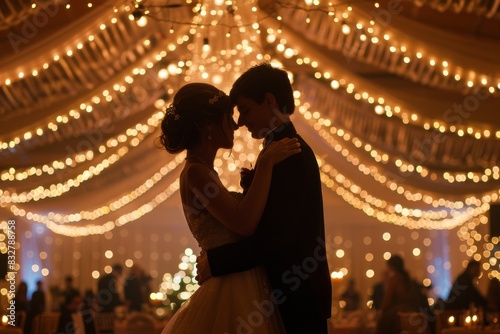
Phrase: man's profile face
[{"left": 236, "top": 95, "right": 274, "bottom": 139}]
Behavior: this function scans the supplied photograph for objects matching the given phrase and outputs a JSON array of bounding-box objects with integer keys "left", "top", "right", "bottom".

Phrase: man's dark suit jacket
[{"left": 207, "top": 122, "right": 332, "bottom": 328}]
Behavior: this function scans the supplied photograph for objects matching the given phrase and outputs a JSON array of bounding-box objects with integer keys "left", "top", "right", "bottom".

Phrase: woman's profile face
[{"left": 218, "top": 109, "right": 238, "bottom": 149}]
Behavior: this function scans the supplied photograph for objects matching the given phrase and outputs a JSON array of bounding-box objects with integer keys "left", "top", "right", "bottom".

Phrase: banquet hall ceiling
[{"left": 1, "top": 0, "right": 499, "bottom": 236}]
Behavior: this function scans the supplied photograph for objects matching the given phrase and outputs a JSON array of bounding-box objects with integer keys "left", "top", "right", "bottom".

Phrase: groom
[{"left": 198, "top": 63, "right": 332, "bottom": 333}]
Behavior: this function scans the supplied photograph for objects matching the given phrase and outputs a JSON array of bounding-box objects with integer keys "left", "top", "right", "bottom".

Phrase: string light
[
  {"left": 8, "top": 178, "right": 180, "bottom": 237},
  {"left": 0, "top": 111, "right": 165, "bottom": 182},
  {"left": 295, "top": 92, "right": 500, "bottom": 210},
  {"left": 0, "top": 31, "right": 178, "bottom": 152},
  {"left": 5, "top": 1, "right": 499, "bottom": 245},
  {"left": 0, "top": 3, "right": 121, "bottom": 90},
  {"left": 297, "top": 89, "right": 500, "bottom": 185},
  {"left": 7, "top": 153, "right": 185, "bottom": 225},
  {"left": 266, "top": 3, "right": 499, "bottom": 140},
  {"left": 318, "top": 159, "right": 489, "bottom": 230}
]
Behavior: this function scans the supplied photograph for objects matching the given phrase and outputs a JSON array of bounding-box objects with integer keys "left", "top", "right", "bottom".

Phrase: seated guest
[
  {"left": 58, "top": 291, "right": 86, "bottom": 334},
  {"left": 445, "top": 260, "right": 487, "bottom": 310}
]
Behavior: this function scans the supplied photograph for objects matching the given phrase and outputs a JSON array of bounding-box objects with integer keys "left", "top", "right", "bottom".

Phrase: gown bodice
[{"left": 185, "top": 192, "right": 243, "bottom": 250}]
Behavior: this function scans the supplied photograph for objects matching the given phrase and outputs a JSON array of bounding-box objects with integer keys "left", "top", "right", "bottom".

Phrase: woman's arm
[{"left": 185, "top": 138, "right": 300, "bottom": 236}]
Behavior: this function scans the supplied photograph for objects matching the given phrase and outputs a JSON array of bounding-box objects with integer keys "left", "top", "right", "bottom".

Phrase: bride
[{"left": 158, "top": 82, "right": 300, "bottom": 333}]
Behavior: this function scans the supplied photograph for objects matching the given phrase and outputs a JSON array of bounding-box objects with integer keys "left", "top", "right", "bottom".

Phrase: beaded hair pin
[
  {"left": 208, "top": 90, "right": 226, "bottom": 104},
  {"left": 166, "top": 105, "right": 180, "bottom": 120},
  {"left": 166, "top": 91, "right": 225, "bottom": 120}
]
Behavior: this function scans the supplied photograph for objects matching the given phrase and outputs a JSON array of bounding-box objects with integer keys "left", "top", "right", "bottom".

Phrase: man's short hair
[
  {"left": 466, "top": 260, "right": 480, "bottom": 270},
  {"left": 230, "top": 62, "right": 295, "bottom": 115}
]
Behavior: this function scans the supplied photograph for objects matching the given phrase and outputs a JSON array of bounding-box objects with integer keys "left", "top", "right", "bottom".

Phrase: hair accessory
[
  {"left": 208, "top": 91, "right": 226, "bottom": 104},
  {"left": 166, "top": 104, "right": 180, "bottom": 120}
]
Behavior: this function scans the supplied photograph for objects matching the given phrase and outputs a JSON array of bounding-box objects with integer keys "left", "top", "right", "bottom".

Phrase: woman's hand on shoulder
[{"left": 260, "top": 137, "right": 301, "bottom": 167}]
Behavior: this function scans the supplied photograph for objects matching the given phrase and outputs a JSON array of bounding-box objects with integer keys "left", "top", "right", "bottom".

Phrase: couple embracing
[{"left": 158, "top": 63, "right": 332, "bottom": 333}]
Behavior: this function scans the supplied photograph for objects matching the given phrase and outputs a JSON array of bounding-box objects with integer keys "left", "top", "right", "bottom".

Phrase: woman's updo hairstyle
[{"left": 159, "top": 83, "right": 233, "bottom": 153}]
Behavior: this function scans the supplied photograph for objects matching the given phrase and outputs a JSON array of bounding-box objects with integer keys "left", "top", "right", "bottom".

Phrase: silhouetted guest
[
  {"left": 445, "top": 260, "right": 487, "bottom": 310},
  {"left": 125, "top": 265, "right": 144, "bottom": 312},
  {"left": 25, "top": 280, "right": 46, "bottom": 334},
  {"left": 376, "top": 255, "right": 425, "bottom": 334},
  {"left": 15, "top": 281, "right": 29, "bottom": 327},
  {"left": 370, "top": 271, "right": 388, "bottom": 310},
  {"left": 81, "top": 290, "right": 97, "bottom": 334},
  {"left": 370, "top": 282, "right": 384, "bottom": 310},
  {"left": 340, "top": 279, "right": 361, "bottom": 311},
  {"left": 97, "top": 264, "right": 124, "bottom": 313},
  {"left": 30, "top": 280, "right": 46, "bottom": 314},
  {"left": 57, "top": 291, "right": 85, "bottom": 334},
  {"left": 138, "top": 269, "right": 153, "bottom": 308},
  {"left": 60, "top": 276, "right": 80, "bottom": 310}
]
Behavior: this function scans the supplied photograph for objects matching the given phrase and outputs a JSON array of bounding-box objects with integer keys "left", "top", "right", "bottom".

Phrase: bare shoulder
[{"left": 183, "top": 163, "right": 219, "bottom": 188}]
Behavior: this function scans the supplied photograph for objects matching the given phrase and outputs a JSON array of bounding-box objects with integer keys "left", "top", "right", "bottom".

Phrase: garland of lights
[
  {"left": 318, "top": 158, "right": 489, "bottom": 230},
  {"left": 6, "top": 153, "right": 185, "bottom": 225},
  {"left": 1, "top": 111, "right": 165, "bottom": 182},
  {"left": 9, "top": 177, "right": 180, "bottom": 237},
  {"left": 299, "top": 91, "right": 494, "bottom": 229},
  {"left": 0, "top": 51, "right": 166, "bottom": 153},
  {"left": 0, "top": 2, "right": 191, "bottom": 153},
  {"left": 296, "top": 77, "right": 500, "bottom": 184},
  {"left": 457, "top": 214, "right": 500, "bottom": 279},
  {"left": 262, "top": 13, "right": 500, "bottom": 140},
  {"left": 296, "top": 102, "right": 500, "bottom": 211},
  {"left": 277, "top": 2, "right": 499, "bottom": 96},
  {"left": 0, "top": 115, "right": 164, "bottom": 204},
  {"left": 2, "top": 4, "right": 141, "bottom": 96}
]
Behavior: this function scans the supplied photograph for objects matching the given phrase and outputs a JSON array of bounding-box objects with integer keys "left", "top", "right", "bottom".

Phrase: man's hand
[{"left": 195, "top": 251, "right": 212, "bottom": 285}]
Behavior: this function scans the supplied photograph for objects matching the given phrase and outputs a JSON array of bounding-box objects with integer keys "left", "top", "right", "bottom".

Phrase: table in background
[
  {"left": 114, "top": 314, "right": 167, "bottom": 334},
  {"left": 0, "top": 327, "right": 23, "bottom": 334},
  {"left": 441, "top": 327, "right": 500, "bottom": 334},
  {"left": 328, "top": 319, "right": 376, "bottom": 334}
]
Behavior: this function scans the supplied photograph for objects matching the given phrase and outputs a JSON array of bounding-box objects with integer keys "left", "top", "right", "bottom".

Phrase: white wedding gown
[{"left": 162, "top": 193, "right": 285, "bottom": 334}]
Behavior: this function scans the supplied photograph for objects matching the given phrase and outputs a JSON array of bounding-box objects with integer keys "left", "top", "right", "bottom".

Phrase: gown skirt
[{"left": 162, "top": 266, "right": 284, "bottom": 334}]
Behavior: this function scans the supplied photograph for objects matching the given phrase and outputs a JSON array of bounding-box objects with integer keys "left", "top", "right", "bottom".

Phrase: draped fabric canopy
[
  {"left": 1, "top": 0, "right": 499, "bottom": 233},
  {"left": 0, "top": 0, "right": 500, "bottom": 294}
]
